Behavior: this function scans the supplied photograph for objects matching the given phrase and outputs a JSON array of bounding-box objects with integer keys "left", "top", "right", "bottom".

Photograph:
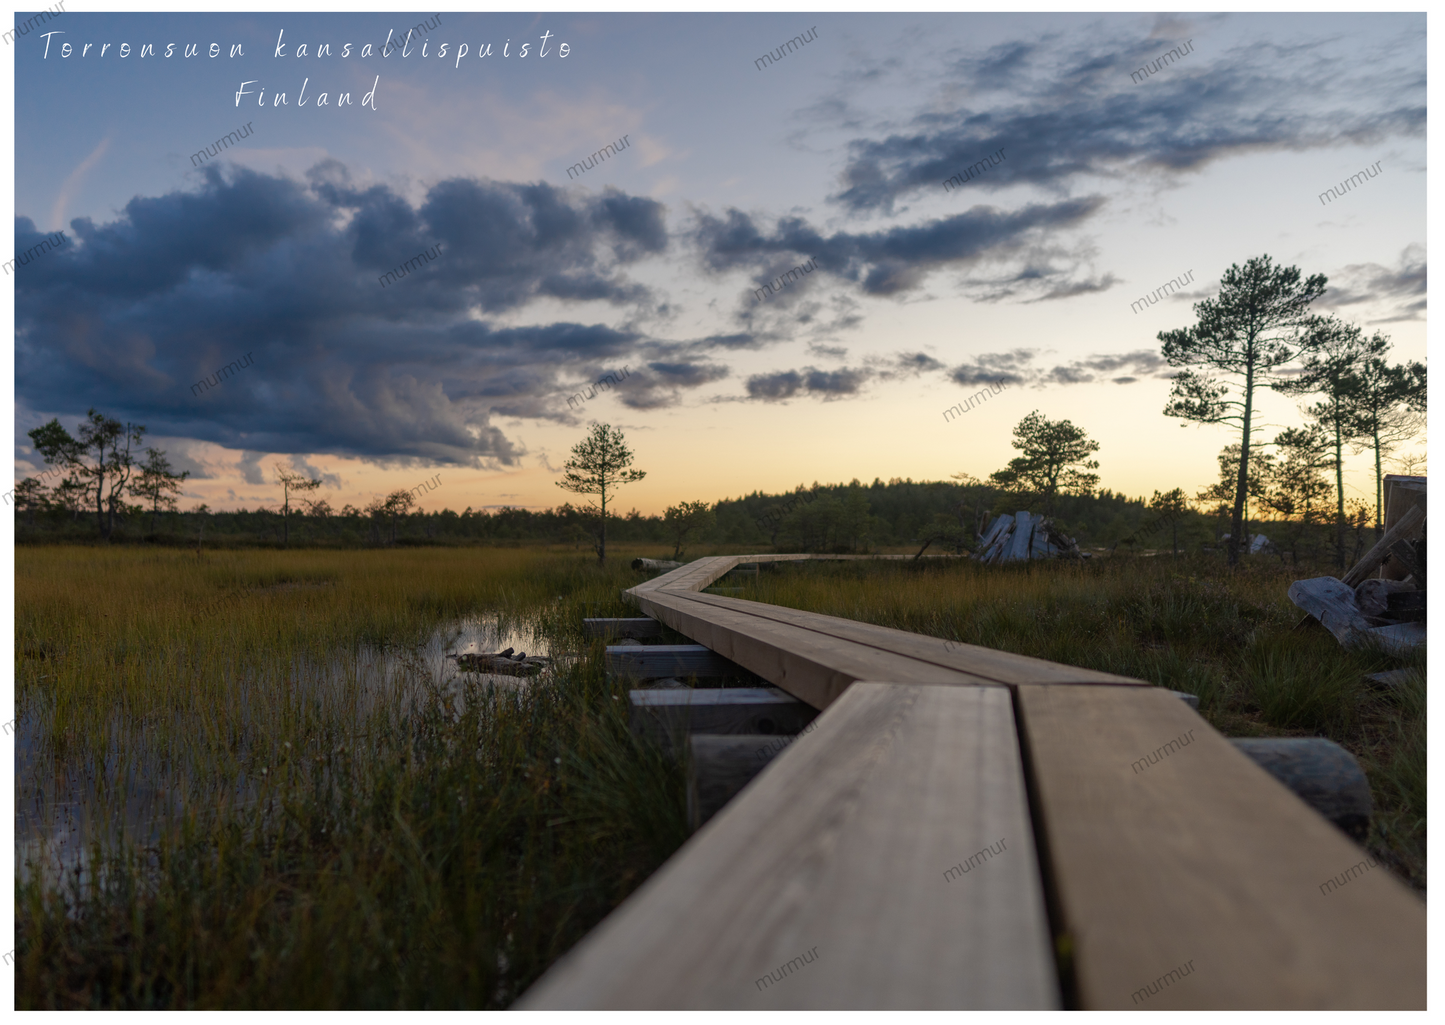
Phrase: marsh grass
[
  {"left": 16, "top": 546, "right": 689, "bottom": 1008},
  {"left": 730, "top": 555, "right": 1426, "bottom": 890},
  {"left": 17, "top": 547, "right": 1426, "bottom": 1005}
]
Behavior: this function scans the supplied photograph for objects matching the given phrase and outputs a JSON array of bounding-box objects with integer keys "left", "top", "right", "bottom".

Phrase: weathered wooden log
[
  {"left": 606, "top": 643, "right": 740, "bottom": 679},
  {"left": 1006, "top": 511, "right": 1034, "bottom": 561},
  {"left": 584, "top": 617, "right": 662, "bottom": 640},
  {"left": 632, "top": 557, "right": 683, "bottom": 571},
  {"left": 1229, "top": 738, "right": 1372, "bottom": 839},
  {"left": 630, "top": 688, "right": 817, "bottom": 749},
  {"left": 1288, "top": 577, "right": 1425, "bottom": 654},
  {"left": 1362, "top": 621, "right": 1427, "bottom": 656},
  {"left": 1288, "top": 577, "right": 1369, "bottom": 644},
  {"left": 1355, "top": 579, "right": 1417, "bottom": 619},
  {"left": 979, "top": 513, "right": 1012, "bottom": 550},
  {"left": 1341, "top": 501, "right": 1425, "bottom": 587},
  {"left": 448, "top": 652, "right": 549, "bottom": 676}
]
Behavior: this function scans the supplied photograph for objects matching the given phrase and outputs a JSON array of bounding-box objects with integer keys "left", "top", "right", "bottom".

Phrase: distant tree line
[{"left": 14, "top": 389, "right": 1419, "bottom": 567}]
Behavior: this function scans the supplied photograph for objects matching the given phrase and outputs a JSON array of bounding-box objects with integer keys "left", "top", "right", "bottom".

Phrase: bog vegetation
[
  {"left": 15, "top": 546, "right": 690, "bottom": 1009},
  {"left": 14, "top": 545, "right": 1425, "bottom": 1008}
]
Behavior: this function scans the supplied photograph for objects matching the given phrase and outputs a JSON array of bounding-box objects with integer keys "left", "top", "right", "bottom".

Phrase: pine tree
[
  {"left": 1342, "top": 346, "right": 1426, "bottom": 538},
  {"left": 1273, "top": 316, "right": 1382, "bottom": 569},
  {"left": 987, "top": 411, "right": 1101, "bottom": 515},
  {"left": 555, "top": 424, "right": 647, "bottom": 563},
  {"left": 130, "top": 448, "right": 191, "bottom": 534},
  {"left": 1159, "top": 256, "right": 1327, "bottom": 565}
]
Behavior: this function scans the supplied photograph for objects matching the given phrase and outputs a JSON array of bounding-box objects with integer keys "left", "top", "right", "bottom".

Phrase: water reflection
[{"left": 15, "top": 612, "right": 559, "bottom": 888}]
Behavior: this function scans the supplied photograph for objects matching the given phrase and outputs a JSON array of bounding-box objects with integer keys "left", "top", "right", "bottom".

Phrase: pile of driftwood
[
  {"left": 447, "top": 647, "right": 552, "bottom": 677},
  {"left": 972, "top": 510, "right": 1083, "bottom": 564},
  {"left": 1289, "top": 475, "right": 1425, "bottom": 657}
]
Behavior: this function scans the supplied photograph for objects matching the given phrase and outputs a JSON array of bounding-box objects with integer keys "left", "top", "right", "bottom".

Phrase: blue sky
[{"left": 9, "top": 8, "right": 1427, "bottom": 514}]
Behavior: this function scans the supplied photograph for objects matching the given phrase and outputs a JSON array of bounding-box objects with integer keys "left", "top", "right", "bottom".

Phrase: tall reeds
[{"left": 16, "top": 546, "right": 688, "bottom": 1008}]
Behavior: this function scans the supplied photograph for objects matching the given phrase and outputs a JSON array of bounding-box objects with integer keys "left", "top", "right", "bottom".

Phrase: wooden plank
[
  {"left": 635, "top": 588, "right": 998, "bottom": 709},
  {"left": 605, "top": 644, "right": 741, "bottom": 679},
  {"left": 633, "top": 554, "right": 923, "bottom": 598},
  {"left": 1007, "top": 510, "right": 1033, "bottom": 561},
  {"left": 980, "top": 513, "right": 1012, "bottom": 548},
  {"left": 1382, "top": 475, "right": 1426, "bottom": 535},
  {"left": 1015, "top": 684, "right": 1424, "bottom": 1009},
  {"left": 629, "top": 688, "right": 817, "bottom": 746},
  {"left": 516, "top": 683, "right": 1058, "bottom": 1009},
  {"left": 1341, "top": 500, "right": 1424, "bottom": 587},
  {"left": 1288, "top": 576, "right": 1369, "bottom": 644},
  {"left": 660, "top": 589, "right": 1147, "bottom": 688},
  {"left": 584, "top": 617, "right": 662, "bottom": 639}
]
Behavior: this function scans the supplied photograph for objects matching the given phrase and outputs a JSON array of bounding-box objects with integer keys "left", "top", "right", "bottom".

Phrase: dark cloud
[
  {"left": 746, "top": 370, "right": 805, "bottom": 400},
  {"left": 947, "top": 348, "right": 1171, "bottom": 389},
  {"left": 238, "top": 450, "right": 269, "bottom": 486},
  {"left": 895, "top": 352, "right": 946, "bottom": 373},
  {"left": 693, "top": 197, "right": 1106, "bottom": 301},
  {"left": 290, "top": 454, "right": 344, "bottom": 490},
  {"left": 13, "top": 165, "right": 703, "bottom": 467},
  {"left": 829, "top": 33, "right": 1425, "bottom": 214},
  {"left": 744, "top": 365, "right": 870, "bottom": 401},
  {"left": 1038, "top": 349, "right": 1171, "bottom": 385},
  {"left": 1317, "top": 245, "right": 1426, "bottom": 323},
  {"left": 619, "top": 361, "right": 732, "bottom": 410}
]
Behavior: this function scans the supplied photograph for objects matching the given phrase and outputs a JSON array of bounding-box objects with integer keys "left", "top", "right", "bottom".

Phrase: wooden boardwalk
[{"left": 517, "top": 555, "right": 1425, "bottom": 1009}]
